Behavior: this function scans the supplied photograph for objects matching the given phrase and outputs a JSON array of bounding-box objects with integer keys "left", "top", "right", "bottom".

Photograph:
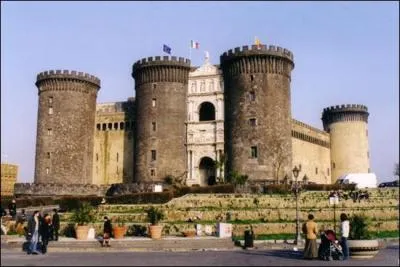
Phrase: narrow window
[
  {"left": 46, "top": 167, "right": 49, "bottom": 174},
  {"left": 332, "top": 162, "right": 336, "bottom": 169},
  {"left": 108, "top": 123, "right": 112, "bottom": 130},
  {"left": 251, "top": 146, "right": 258, "bottom": 158},
  {"left": 153, "top": 84, "right": 157, "bottom": 89},
  {"left": 249, "top": 91, "right": 256, "bottom": 101},
  {"left": 152, "top": 98, "right": 156, "bottom": 107},
  {"left": 102, "top": 124, "right": 106, "bottom": 131},
  {"left": 96, "top": 153, "right": 98, "bottom": 161},
  {"left": 120, "top": 122, "right": 124, "bottom": 130},
  {"left": 114, "top": 122, "right": 118, "bottom": 130},
  {"left": 327, "top": 168, "right": 330, "bottom": 175},
  {"left": 152, "top": 122, "right": 156, "bottom": 131},
  {"left": 151, "top": 169, "right": 155, "bottom": 176},
  {"left": 47, "top": 152, "right": 51, "bottom": 159},
  {"left": 249, "top": 118, "right": 257, "bottom": 127},
  {"left": 117, "top": 153, "right": 119, "bottom": 162},
  {"left": 48, "top": 107, "right": 53, "bottom": 115},
  {"left": 151, "top": 150, "right": 157, "bottom": 161},
  {"left": 47, "top": 128, "right": 52, "bottom": 136},
  {"left": 96, "top": 124, "right": 101, "bottom": 130},
  {"left": 250, "top": 75, "right": 254, "bottom": 81},
  {"left": 48, "top": 96, "right": 53, "bottom": 105},
  {"left": 315, "top": 167, "right": 318, "bottom": 174}
]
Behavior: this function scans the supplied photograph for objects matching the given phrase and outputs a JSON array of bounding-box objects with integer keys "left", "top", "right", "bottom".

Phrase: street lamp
[{"left": 292, "top": 165, "right": 301, "bottom": 245}]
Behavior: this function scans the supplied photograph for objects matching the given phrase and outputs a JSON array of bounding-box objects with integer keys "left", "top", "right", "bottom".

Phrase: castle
[{"left": 22, "top": 44, "right": 371, "bottom": 195}]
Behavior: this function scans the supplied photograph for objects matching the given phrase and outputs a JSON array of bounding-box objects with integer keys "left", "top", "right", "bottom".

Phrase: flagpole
[{"left": 189, "top": 45, "right": 192, "bottom": 62}]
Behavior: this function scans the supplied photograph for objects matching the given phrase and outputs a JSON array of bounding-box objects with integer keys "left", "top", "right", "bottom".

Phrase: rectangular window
[
  {"left": 48, "top": 107, "right": 53, "bottom": 115},
  {"left": 152, "top": 122, "right": 157, "bottom": 131},
  {"left": 153, "top": 84, "right": 157, "bottom": 89},
  {"left": 151, "top": 150, "right": 157, "bottom": 161},
  {"left": 249, "top": 118, "right": 257, "bottom": 127},
  {"left": 47, "top": 128, "right": 52, "bottom": 136},
  {"left": 315, "top": 167, "right": 318, "bottom": 174},
  {"left": 151, "top": 169, "right": 155, "bottom": 176},
  {"left": 332, "top": 162, "right": 336, "bottom": 169},
  {"left": 48, "top": 97, "right": 53, "bottom": 105},
  {"left": 117, "top": 153, "right": 119, "bottom": 162},
  {"left": 251, "top": 146, "right": 258, "bottom": 158},
  {"left": 46, "top": 167, "right": 49, "bottom": 174},
  {"left": 152, "top": 99, "right": 156, "bottom": 107},
  {"left": 249, "top": 91, "right": 256, "bottom": 101},
  {"left": 96, "top": 153, "right": 98, "bottom": 161},
  {"left": 250, "top": 74, "right": 254, "bottom": 81},
  {"left": 47, "top": 152, "right": 51, "bottom": 159}
]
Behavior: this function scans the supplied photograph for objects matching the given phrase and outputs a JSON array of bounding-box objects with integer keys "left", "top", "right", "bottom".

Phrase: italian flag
[{"left": 191, "top": 40, "right": 199, "bottom": 49}]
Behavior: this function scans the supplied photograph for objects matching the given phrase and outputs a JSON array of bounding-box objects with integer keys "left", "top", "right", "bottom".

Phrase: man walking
[
  {"left": 27, "top": 210, "right": 41, "bottom": 255},
  {"left": 8, "top": 200, "right": 17, "bottom": 220},
  {"left": 52, "top": 209, "right": 60, "bottom": 241}
]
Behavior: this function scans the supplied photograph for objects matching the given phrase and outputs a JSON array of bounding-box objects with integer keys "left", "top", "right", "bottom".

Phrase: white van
[{"left": 335, "top": 173, "right": 378, "bottom": 189}]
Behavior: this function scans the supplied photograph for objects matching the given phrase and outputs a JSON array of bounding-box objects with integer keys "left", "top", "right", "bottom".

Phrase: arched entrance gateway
[{"left": 199, "top": 157, "right": 216, "bottom": 185}]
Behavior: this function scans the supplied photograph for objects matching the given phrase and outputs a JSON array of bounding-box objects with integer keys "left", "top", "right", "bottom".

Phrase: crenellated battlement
[
  {"left": 220, "top": 44, "right": 294, "bottom": 63},
  {"left": 322, "top": 104, "right": 368, "bottom": 113},
  {"left": 36, "top": 69, "right": 101, "bottom": 87},
  {"left": 321, "top": 104, "right": 369, "bottom": 130},
  {"left": 132, "top": 56, "right": 191, "bottom": 73},
  {"left": 132, "top": 56, "right": 191, "bottom": 86}
]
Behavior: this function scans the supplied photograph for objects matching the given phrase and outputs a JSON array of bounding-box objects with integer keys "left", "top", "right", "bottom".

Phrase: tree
[
  {"left": 214, "top": 154, "right": 226, "bottom": 183},
  {"left": 269, "top": 138, "right": 290, "bottom": 182}
]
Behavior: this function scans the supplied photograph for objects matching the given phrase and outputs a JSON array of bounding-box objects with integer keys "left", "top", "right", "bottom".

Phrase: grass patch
[{"left": 371, "top": 230, "right": 399, "bottom": 239}]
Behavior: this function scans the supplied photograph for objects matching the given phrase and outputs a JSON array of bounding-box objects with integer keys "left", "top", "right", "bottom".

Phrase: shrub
[
  {"left": 349, "top": 214, "right": 372, "bottom": 240},
  {"left": 70, "top": 202, "right": 97, "bottom": 226},
  {"left": 146, "top": 206, "right": 165, "bottom": 225},
  {"left": 263, "top": 184, "right": 290, "bottom": 194}
]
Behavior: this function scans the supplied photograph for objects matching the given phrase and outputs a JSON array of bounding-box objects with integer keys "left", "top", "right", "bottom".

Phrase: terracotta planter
[
  {"left": 182, "top": 231, "right": 196, "bottom": 237},
  {"left": 149, "top": 225, "right": 163, "bottom": 239},
  {"left": 75, "top": 225, "right": 89, "bottom": 240},
  {"left": 113, "top": 226, "right": 126, "bottom": 239},
  {"left": 348, "top": 239, "right": 380, "bottom": 259}
]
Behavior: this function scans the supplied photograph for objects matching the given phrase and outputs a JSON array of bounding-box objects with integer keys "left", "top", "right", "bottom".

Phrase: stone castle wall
[
  {"left": 34, "top": 70, "right": 100, "bottom": 184},
  {"left": 92, "top": 99, "right": 135, "bottom": 185},
  {"left": 1, "top": 163, "right": 18, "bottom": 196},
  {"left": 132, "top": 56, "right": 191, "bottom": 182},
  {"left": 221, "top": 45, "right": 295, "bottom": 181}
]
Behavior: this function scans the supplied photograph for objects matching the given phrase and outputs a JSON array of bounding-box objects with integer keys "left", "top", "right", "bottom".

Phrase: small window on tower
[
  {"left": 46, "top": 167, "right": 49, "bottom": 174},
  {"left": 151, "top": 169, "right": 156, "bottom": 176},
  {"left": 251, "top": 146, "right": 258, "bottom": 158},
  {"left": 48, "top": 97, "right": 53, "bottom": 105},
  {"left": 48, "top": 107, "right": 53, "bottom": 115},
  {"left": 250, "top": 75, "right": 254, "bottom": 81},
  {"left": 47, "top": 152, "right": 51, "bottom": 159},
  {"left": 152, "top": 122, "right": 156, "bottom": 131},
  {"left": 47, "top": 128, "right": 52, "bottom": 136},
  {"left": 152, "top": 98, "right": 156, "bottom": 107},
  {"left": 153, "top": 84, "right": 157, "bottom": 89},
  {"left": 249, "top": 91, "right": 256, "bottom": 101},
  {"left": 117, "top": 153, "right": 119, "bottom": 162},
  {"left": 315, "top": 167, "right": 318, "bottom": 174},
  {"left": 151, "top": 150, "right": 157, "bottom": 161},
  {"left": 249, "top": 118, "right": 257, "bottom": 127}
]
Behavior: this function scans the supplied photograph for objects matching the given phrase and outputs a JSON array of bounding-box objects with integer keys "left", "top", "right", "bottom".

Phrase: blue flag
[{"left": 163, "top": 44, "right": 171, "bottom": 54}]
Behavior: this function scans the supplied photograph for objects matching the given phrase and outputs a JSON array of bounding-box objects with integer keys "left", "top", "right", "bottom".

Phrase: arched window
[{"left": 199, "top": 102, "right": 215, "bottom": 121}]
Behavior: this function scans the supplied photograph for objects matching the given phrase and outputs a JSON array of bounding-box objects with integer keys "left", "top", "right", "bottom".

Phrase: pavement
[{"left": 1, "top": 235, "right": 398, "bottom": 253}]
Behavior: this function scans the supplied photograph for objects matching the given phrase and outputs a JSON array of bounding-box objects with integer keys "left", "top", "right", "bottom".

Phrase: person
[
  {"left": 1, "top": 206, "right": 7, "bottom": 235},
  {"left": 102, "top": 216, "right": 112, "bottom": 247},
  {"left": 40, "top": 213, "right": 52, "bottom": 254},
  {"left": 0, "top": 206, "right": 6, "bottom": 217},
  {"left": 52, "top": 209, "right": 60, "bottom": 241},
  {"left": 340, "top": 213, "right": 350, "bottom": 260},
  {"left": 8, "top": 200, "right": 17, "bottom": 220},
  {"left": 27, "top": 210, "right": 41, "bottom": 255},
  {"left": 302, "top": 214, "right": 318, "bottom": 260}
]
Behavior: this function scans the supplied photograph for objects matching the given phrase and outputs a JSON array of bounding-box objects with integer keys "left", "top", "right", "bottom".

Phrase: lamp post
[{"left": 292, "top": 165, "right": 301, "bottom": 245}]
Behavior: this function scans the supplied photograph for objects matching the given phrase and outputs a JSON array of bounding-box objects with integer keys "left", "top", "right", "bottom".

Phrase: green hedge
[
  {"left": 105, "top": 191, "right": 174, "bottom": 204},
  {"left": 173, "top": 184, "right": 235, "bottom": 197}
]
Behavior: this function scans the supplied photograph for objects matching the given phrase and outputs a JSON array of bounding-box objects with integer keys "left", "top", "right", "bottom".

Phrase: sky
[{"left": 1, "top": 1, "right": 399, "bottom": 184}]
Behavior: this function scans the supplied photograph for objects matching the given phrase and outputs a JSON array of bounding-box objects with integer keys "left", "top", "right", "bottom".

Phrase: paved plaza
[{"left": 1, "top": 245, "right": 398, "bottom": 266}]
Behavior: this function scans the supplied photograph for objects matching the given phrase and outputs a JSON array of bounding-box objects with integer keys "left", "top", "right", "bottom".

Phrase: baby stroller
[{"left": 318, "top": 230, "right": 344, "bottom": 261}]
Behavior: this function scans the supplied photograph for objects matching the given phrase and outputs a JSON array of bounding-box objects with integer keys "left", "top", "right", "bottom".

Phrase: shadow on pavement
[{"left": 237, "top": 249, "right": 304, "bottom": 260}]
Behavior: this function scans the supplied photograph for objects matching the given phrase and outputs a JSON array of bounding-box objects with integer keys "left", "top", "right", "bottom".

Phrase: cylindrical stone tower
[
  {"left": 34, "top": 70, "right": 100, "bottom": 184},
  {"left": 132, "top": 56, "right": 191, "bottom": 182},
  {"left": 322, "top": 104, "right": 370, "bottom": 183},
  {"left": 220, "top": 45, "right": 295, "bottom": 181}
]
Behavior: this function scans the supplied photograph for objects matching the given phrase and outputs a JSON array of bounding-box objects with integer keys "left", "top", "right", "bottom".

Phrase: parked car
[{"left": 378, "top": 180, "right": 399, "bottom": 188}]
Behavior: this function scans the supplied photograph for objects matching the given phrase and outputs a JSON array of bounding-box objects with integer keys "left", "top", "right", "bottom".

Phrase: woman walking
[
  {"left": 102, "top": 216, "right": 112, "bottom": 247},
  {"left": 302, "top": 214, "right": 319, "bottom": 260},
  {"left": 340, "top": 213, "right": 350, "bottom": 260}
]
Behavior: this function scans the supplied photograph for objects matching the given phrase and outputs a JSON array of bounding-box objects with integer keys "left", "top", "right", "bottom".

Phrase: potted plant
[
  {"left": 347, "top": 214, "right": 380, "bottom": 259},
  {"left": 113, "top": 216, "right": 127, "bottom": 239},
  {"left": 146, "top": 206, "right": 165, "bottom": 239},
  {"left": 70, "top": 202, "right": 96, "bottom": 240}
]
